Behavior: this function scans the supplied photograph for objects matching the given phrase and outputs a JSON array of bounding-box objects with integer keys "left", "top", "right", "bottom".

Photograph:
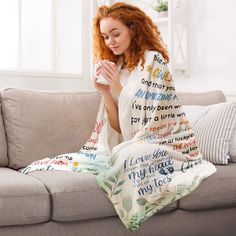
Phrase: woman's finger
[
  {"left": 95, "top": 68, "right": 101, "bottom": 77},
  {"left": 102, "top": 60, "right": 116, "bottom": 73},
  {"left": 99, "top": 66, "right": 112, "bottom": 82},
  {"left": 100, "top": 71, "right": 112, "bottom": 83},
  {"left": 101, "top": 66, "right": 113, "bottom": 79}
]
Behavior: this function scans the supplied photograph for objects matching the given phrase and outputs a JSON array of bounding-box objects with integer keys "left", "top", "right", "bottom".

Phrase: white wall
[
  {"left": 1, "top": 0, "right": 236, "bottom": 95},
  {"left": 174, "top": 0, "right": 236, "bottom": 97},
  {"left": 0, "top": 74, "right": 93, "bottom": 91}
]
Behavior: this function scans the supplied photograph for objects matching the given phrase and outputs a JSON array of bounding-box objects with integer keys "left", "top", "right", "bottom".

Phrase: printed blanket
[{"left": 21, "top": 51, "right": 216, "bottom": 231}]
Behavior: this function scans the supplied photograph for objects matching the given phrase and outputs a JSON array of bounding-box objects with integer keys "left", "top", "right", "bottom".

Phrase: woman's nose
[{"left": 108, "top": 37, "right": 115, "bottom": 45}]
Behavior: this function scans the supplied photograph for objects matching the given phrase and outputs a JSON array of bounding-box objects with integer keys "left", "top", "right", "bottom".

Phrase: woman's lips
[{"left": 110, "top": 46, "right": 119, "bottom": 51}]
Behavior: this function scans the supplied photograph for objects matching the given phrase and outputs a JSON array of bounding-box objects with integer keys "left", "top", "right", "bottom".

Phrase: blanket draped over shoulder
[{"left": 21, "top": 51, "right": 216, "bottom": 231}]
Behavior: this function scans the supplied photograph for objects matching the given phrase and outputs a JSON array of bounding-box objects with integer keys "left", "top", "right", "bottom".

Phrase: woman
[
  {"left": 22, "top": 2, "right": 216, "bottom": 232},
  {"left": 92, "top": 2, "right": 169, "bottom": 134},
  {"left": 90, "top": 3, "right": 216, "bottom": 231}
]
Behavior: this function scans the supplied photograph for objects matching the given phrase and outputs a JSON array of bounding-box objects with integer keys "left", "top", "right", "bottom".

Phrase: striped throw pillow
[
  {"left": 183, "top": 102, "right": 236, "bottom": 165},
  {"left": 229, "top": 126, "right": 236, "bottom": 162}
]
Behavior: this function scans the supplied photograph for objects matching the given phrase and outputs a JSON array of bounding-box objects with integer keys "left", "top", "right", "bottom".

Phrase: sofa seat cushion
[
  {"left": 29, "top": 171, "right": 177, "bottom": 222},
  {"left": 0, "top": 168, "right": 50, "bottom": 226},
  {"left": 179, "top": 163, "right": 236, "bottom": 210}
]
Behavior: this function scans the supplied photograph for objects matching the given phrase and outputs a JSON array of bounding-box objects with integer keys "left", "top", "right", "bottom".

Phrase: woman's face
[{"left": 100, "top": 17, "right": 131, "bottom": 56}]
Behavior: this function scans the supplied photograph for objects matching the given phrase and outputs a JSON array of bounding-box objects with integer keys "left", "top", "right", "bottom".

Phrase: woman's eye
[{"left": 102, "top": 33, "right": 119, "bottom": 40}]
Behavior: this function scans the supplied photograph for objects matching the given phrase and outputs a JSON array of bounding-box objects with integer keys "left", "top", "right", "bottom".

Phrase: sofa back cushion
[
  {"left": 0, "top": 88, "right": 101, "bottom": 169},
  {"left": 177, "top": 90, "right": 226, "bottom": 105},
  {"left": 0, "top": 103, "right": 8, "bottom": 166},
  {"left": 0, "top": 89, "right": 226, "bottom": 169}
]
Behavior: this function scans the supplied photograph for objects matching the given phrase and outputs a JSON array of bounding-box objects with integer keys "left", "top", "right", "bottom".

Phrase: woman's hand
[
  {"left": 93, "top": 61, "right": 111, "bottom": 95},
  {"left": 100, "top": 60, "right": 123, "bottom": 97},
  {"left": 92, "top": 60, "right": 122, "bottom": 133}
]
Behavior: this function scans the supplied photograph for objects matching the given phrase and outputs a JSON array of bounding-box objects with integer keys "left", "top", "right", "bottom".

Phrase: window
[{"left": 0, "top": 0, "right": 91, "bottom": 77}]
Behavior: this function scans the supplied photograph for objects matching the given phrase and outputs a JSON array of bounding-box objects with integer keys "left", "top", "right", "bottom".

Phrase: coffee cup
[
  {"left": 96, "top": 74, "right": 109, "bottom": 85},
  {"left": 94, "top": 61, "right": 115, "bottom": 85}
]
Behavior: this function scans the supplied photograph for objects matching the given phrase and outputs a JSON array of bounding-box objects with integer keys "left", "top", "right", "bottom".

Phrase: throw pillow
[
  {"left": 229, "top": 126, "right": 236, "bottom": 162},
  {"left": 183, "top": 102, "right": 236, "bottom": 165}
]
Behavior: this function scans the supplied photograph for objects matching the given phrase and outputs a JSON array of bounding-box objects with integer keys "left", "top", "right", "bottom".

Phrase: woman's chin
[{"left": 113, "top": 51, "right": 123, "bottom": 55}]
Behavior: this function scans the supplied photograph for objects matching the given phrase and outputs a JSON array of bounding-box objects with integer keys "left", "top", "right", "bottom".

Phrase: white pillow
[
  {"left": 183, "top": 102, "right": 236, "bottom": 165},
  {"left": 229, "top": 126, "right": 236, "bottom": 162}
]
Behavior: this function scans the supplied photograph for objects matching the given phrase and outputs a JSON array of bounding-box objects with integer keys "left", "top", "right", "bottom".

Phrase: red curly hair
[{"left": 93, "top": 2, "right": 169, "bottom": 71}]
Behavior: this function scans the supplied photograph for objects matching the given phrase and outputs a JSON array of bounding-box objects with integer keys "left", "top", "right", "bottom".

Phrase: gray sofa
[{"left": 0, "top": 88, "right": 235, "bottom": 236}]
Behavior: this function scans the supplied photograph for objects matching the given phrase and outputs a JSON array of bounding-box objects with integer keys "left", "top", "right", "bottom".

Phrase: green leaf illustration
[
  {"left": 113, "top": 189, "right": 122, "bottom": 195},
  {"left": 122, "top": 198, "right": 132, "bottom": 212},
  {"left": 104, "top": 182, "right": 112, "bottom": 191},
  {"left": 109, "top": 177, "right": 116, "bottom": 183},
  {"left": 127, "top": 213, "right": 140, "bottom": 232},
  {"left": 140, "top": 214, "right": 150, "bottom": 223},
  {"left": 100, "top": 186, "right": 108, "bottom": 194},
  {"left": 117, "top": 180, "right": 125, "bottom": 187},
  {"left": 118, "top": 209, "right": 125, "bottom": 218},
  {"left": 115, "top": 171, "right": 121, "bottom": 179},
  {"left": 145, "top": 207, "right": 155, "bottom": 215},
  {"left": 136, "top": 198, "right": 148, "bottom": 206}
]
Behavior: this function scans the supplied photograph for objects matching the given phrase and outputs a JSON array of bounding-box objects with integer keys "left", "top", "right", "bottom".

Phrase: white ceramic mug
[
  {"left": 94, "top": 61, "right": 115, "bottom": 85},
  {"left": 96, "top": 74, "right": 109, "bottom": 85}
]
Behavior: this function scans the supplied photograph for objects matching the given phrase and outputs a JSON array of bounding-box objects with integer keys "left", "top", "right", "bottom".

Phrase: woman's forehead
[{"left": 100, "top": 17, "right": 124, "bottom": 33}]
